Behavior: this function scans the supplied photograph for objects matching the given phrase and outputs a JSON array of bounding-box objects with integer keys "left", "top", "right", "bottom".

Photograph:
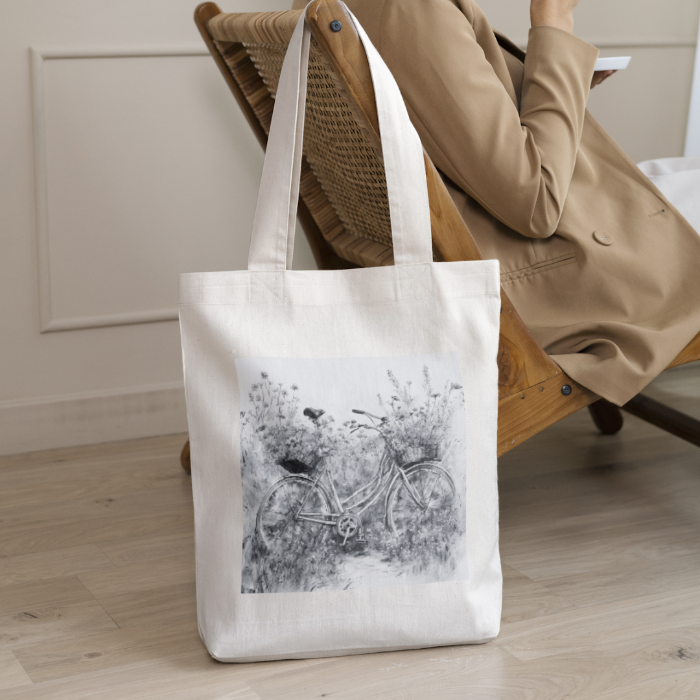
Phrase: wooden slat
[
  {"left": 207, "top": 9, "right": 302, "bottom": 45},
  {"left": 498, "top": 374, "right": 598, "bottom": 456},
  {"left": 195, "top": 5, "right": 268, "bottom": 149},
  {"left": 667, "top": 330, "right": 700, "bottom": 369}
]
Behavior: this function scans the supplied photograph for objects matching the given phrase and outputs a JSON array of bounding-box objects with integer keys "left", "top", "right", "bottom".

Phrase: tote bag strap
[{"left": 247, "top": 5, "right": 433, "bottom": 271}]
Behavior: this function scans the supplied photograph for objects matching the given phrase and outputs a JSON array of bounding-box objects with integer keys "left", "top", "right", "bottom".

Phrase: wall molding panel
[
  {"left": 44, "top": 308, "right": 180, "bottom": 333},
  {"left": 31, "top": 46, "right": 208, "bottom": 334},
  {"left": 0, "top": 381, "right": 187, "bottom": 456},
  {"left": 30, "top": 38, "right": 696, "bottom": 336}
]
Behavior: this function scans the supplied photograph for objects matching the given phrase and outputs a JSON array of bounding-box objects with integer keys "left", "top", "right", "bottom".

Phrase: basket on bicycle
[
  {"left": 390, "top": 440, "right": 443, "bottom": 466},
  {"left": 277, "top": 451, "right": 323, "bottom": 475},
  {"left": 267, "top": 425, "right": 327, "bottom": 475}
]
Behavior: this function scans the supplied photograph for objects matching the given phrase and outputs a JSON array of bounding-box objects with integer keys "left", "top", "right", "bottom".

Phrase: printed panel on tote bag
[
  {"left": 180, "top": 2, "right": 502, "bottom": 662},
  {"left": 238, "top": 352, "right": 469, "bottom": 593}
]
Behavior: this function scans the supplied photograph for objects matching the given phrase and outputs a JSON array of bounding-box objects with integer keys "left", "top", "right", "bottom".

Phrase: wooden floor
[{"left": 1, "top": 366, "right": 699, "bottom": 699}]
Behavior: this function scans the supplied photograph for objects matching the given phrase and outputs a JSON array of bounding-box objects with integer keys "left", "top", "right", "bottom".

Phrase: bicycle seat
[{"left": 303, "top": 407, "right": 325, "bottom": 421}]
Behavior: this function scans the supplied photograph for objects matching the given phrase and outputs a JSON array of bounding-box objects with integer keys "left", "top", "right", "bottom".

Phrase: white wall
[
  {"left": 1, "top": 0, "right": 698, "bottom": 455},
  {"left": 0, "top": 0, "right": 316, "bottom": 454}
]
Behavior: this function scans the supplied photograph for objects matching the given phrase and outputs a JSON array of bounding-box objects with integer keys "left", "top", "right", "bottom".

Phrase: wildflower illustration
[{"left": 235, "top": 354, "right": 469, "bottom": 594}]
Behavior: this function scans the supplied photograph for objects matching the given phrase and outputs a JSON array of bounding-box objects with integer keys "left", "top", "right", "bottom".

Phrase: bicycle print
[{"left": 236, "top": 353, "right": 469, "bottom": 593}]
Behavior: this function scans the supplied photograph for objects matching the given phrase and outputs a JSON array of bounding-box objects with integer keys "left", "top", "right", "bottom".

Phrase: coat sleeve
[{"left": 374, "top": 0, "right": 599, "bottom": 239}]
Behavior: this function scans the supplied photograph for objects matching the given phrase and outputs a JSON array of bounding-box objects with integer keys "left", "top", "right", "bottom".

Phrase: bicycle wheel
[
  {"left": 386, "top": 463, "right": 457, "bottom": 537},
  {"left": 256, "top": 475, "right": 332, "bottom": 552}
]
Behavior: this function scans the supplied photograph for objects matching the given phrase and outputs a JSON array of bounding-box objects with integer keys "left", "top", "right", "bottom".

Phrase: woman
[{"left": 292, "top": 0, "right": 700, "bottom": 406}]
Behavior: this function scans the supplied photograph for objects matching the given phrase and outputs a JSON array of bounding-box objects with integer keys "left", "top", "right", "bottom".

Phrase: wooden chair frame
[{"left": 181, "top": 0, "right": 700, "bottom": 472}]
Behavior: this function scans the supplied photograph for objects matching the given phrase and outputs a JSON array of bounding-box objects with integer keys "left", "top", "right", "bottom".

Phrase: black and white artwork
[{"left": 235, "top": 353, "right": 468, "bottom": 594}]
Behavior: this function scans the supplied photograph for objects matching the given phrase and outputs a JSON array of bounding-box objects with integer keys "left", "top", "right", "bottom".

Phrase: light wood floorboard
[
  {"left": 1, "top": 365, "right": 698, "bottom": 697},
  {"left": 0, "top": 651, "right": 32, "bottom": 691},
  {"left": 0, "top": 545, "right": 114, "bottom": 588}
]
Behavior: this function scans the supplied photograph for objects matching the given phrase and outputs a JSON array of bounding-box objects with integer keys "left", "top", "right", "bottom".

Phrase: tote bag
[{"left": 180, "top": 6, "right": 502, "bottom": 662}]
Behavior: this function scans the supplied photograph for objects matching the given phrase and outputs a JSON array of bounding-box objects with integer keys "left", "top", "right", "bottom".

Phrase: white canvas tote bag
[{"left": 180, "top": 7, "right": 502, "bottom": 662}]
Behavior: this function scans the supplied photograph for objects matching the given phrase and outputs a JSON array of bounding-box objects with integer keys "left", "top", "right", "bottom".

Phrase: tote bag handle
[{"left": 247, "top": 5, "right": 433, "bottom": 271}]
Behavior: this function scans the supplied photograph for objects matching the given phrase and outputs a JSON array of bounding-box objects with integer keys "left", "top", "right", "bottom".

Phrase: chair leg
[
  {"left": 588, "top": 399, "right": 624, "bottom": 435},
  {"left": 181, "top": 439, "right": 191, "bottom": 474},
  {"left": 621, "top": 393, "right": 700, "bottom": 448}
]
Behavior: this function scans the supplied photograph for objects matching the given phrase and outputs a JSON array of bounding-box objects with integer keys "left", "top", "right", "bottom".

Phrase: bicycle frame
[{"left": 292, "top": 447, "right": 430, "bottom": 527}]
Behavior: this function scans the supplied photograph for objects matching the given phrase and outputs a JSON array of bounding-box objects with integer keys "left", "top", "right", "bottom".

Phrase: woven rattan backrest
[{"left": 207, "top": 10, "right": 395, "bottom": 267}]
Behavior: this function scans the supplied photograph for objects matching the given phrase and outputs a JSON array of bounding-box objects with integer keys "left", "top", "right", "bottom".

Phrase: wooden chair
[{"left": 181, "top": 0, "right": 700, "bottom": 473}]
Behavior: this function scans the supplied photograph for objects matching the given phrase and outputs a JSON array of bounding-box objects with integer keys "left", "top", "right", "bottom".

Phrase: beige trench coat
[{"left": 292, "top": 0, "right": 700, "bottom": 406}]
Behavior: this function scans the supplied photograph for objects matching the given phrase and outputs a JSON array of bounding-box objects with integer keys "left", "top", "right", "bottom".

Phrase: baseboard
[{"left": 0, "top": 382, "right": 188, "bottom": 456}]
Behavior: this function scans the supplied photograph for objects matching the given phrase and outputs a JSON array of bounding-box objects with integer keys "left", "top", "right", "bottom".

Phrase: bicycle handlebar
[{"left": 352, "top": 409, "right": 365, "bottom": 415}]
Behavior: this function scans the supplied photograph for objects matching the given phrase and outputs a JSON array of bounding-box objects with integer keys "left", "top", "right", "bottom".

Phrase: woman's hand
[
  {"left": 530, "top": 0, "right": 581, "bottom": 34},
  {"left": 591, "top": 69, "right": 616, "bottom": 88}
]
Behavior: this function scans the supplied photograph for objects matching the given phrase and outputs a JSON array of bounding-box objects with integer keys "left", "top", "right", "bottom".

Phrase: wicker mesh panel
[{"left": 243, "top": 40, "right": 394, "bottom": 249}]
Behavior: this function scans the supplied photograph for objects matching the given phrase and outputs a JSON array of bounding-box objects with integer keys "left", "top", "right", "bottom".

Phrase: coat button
[{"left": 593, "top": 230, "right": 613, "bottom": 246}]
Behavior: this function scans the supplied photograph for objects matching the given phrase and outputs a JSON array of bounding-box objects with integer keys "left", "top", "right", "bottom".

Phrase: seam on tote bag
[
  {"left": 180, "top": 261, "right": 498, "bottom": 290},
  {"left": 180, "top": 283, "right": 499, "bottom": 306},
  {"left": 179, "top": 293, "right": 495, "bottom": 308},
  {"left": 180, "top": 267, "right": 500, "bottom": 306}
]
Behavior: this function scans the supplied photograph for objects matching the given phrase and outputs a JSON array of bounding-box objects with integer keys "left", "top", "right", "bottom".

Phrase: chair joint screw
[
  {"left": 561, "top": 385, "right": 572, "bottom": 396},
  {"left": 330, "top": 20, "right": 342, "bottom": 32}
]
